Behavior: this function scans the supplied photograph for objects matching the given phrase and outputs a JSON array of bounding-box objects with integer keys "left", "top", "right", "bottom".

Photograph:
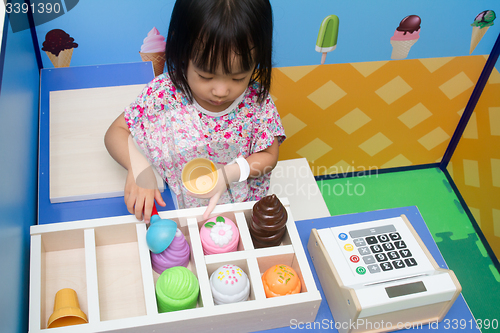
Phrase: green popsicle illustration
[{"left": 316, "top": 15, "right": 339, "bottom": 65}]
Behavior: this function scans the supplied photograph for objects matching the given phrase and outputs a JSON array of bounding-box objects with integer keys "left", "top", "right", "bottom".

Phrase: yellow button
[{"left": 344, "top": 244, "right": 354, "bottom": 251}]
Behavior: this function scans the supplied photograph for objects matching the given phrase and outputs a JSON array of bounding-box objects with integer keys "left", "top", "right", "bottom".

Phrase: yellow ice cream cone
[
  {"left": 45, "top": 48, "right": 74, "bottom": 68},
  {"left": 140, "top": 51, "right": 166, "bottom": 77},
  {"left": 469, "top": 26, "right": 489, "bottom": 54}
]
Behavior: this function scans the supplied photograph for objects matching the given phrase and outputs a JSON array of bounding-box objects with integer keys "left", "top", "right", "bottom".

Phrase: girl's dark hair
[{"left": 165, "top": 0, "right": 273, "bottom": 103}]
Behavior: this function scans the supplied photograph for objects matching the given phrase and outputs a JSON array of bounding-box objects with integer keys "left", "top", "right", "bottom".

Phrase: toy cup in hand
[
  {"left": 47, "top": 288, "right": 88, "bottom": 328},
  {"left": 182, "top": 158, "right": 218, "bottom": 196}
]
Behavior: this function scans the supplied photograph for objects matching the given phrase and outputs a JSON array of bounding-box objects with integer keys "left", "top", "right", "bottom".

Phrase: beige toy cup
[
  {"left": 182, "top": 158, "right": 218, "bottom": 195},
  {"left": 47, "top": 288, "right": 88, "bottom": 328}
]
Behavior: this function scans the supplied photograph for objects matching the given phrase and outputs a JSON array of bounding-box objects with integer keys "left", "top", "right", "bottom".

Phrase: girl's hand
[
  {"left": 186, "top": 163, "right": 240, "bottom": 220},
  {"left": 124, "top": 169, "right": 166, "bottom": 223}
]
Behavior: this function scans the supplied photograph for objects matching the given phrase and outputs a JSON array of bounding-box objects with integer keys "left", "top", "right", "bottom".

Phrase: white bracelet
[{"left": 234, "top": 157, "right": 250, "bottom": 182}]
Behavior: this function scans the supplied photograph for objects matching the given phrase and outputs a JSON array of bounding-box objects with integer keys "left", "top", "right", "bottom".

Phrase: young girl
[{"left": 105, "top": 0, "right": 285, "bottom": 222}]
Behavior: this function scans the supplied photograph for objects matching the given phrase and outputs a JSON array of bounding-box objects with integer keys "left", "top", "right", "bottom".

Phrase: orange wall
[
  {"left": 272, "top": 56, "right": 488, "bottom": 176},
  {"left": 448, "top": 62, "right": 500, "bottom": 259}
]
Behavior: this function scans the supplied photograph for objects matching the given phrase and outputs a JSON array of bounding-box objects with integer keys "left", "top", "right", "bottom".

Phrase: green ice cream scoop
[
  {"left": 155, "top": 266, "right": 199, "bottom": 313},
  {"left": 471, "top": 10, "right": 496, "bottom": 28}
]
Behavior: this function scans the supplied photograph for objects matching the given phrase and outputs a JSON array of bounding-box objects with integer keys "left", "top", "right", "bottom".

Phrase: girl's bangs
[{"left": 191, "top": 29, "right": 255, "bottom": 74}]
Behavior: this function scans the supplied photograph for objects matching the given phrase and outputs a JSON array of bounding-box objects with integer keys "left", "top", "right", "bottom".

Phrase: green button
[{"left": 356, "top": 266, "right": 366, "bottom": 275}]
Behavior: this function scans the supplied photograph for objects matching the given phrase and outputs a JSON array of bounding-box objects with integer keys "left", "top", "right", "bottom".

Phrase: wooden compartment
[
  {"left": 29, "top": 198, "right": 321, "bottom": 332},
  {"left": 94, "top": 223, "right": 146, "bottom": 321},
  {"left": 33, "top": 229, "right": 88, "bottom": 330}
]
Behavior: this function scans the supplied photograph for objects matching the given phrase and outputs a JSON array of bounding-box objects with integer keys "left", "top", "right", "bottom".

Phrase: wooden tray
[{"left": 29, "top": 198, "right": 321, "bottom": 332}]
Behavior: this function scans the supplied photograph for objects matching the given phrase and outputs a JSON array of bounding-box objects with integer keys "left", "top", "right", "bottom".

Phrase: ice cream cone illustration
[
  {"left": 469, "top": 10, "right": 496, "bottom": 54},
  {"left": 315, "top": 15, "right": 339, "bottom": 65},
  {"left": 42, "top": 29, "right": 78, "bottom": 68},
  {"left": 390, "top": 15, "right": 421, "bottom": 60},
  {"left": 140, "top": 27, "right": 166, "bottom": 77}
]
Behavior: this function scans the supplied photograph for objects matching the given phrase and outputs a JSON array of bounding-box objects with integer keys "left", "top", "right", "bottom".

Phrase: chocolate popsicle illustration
[
  {"left": 315, "top": 15, "right": 339, "bottom": 65},
  {"left": 469, "top": 10, "right": 496, "bottom": 54},
  {"left": 390, "top": 15, "right": 421, "bottom": 60}
]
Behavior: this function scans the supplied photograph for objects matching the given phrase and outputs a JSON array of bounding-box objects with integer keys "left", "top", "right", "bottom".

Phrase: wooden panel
[{"left": 49, "top": 84, "right": 163, "bottom": 203}]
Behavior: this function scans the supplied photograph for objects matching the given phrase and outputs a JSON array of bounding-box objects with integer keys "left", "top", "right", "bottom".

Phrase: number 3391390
[{"left": 5, "top": 2, "right": 61, "bottom": 14}]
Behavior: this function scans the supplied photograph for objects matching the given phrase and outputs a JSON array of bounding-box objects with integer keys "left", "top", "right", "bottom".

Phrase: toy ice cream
[
  {"left": 470, "top": 10, "right": 496, "bottom": 54},
  {"left": 210, "top": 264, "right": 250, "bottom": 305},
  {"left": 146, "top": 204, "right": 177, "bottom": 254},
  {"left": 151, "top": 229, "right": 190, "bottom": 274},
  {"left": 315, "top": 15, "right": 339, "bottom": 65},
  {"left": 47, "top": 288, "right": 88, "bottom": 328},
  {"left": 155, "top": 266, "right": 199, "bottom": 313},
  {"left": 199, "top": 216, "right": 240, "bottom": 255},
  {"left": 41, "top": 29, "right": 78, "bottom": 68},
  {"left": 140, "top": 27, "right": 166, "bottom": 76},
  {"left": 262, "top": 264, "right": 301, "bottom": 298},
  {"left": 390, "top": 15, "right": 421, "bottom": 60},
  {"left": 249, "top": 194, "right": 288, "bottom": 248}
]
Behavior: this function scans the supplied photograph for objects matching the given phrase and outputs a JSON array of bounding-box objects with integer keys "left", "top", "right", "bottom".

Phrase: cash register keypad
[{"left": 338, "top": 225, "right": 418, "bottom": 275}]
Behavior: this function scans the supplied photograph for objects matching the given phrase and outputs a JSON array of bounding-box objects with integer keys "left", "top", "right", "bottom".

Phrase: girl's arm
[
  {"left": 247, "top": 137, "right": 280, "bottom": 178},
  {"left": 104, "top": 112, "right": 166, "bottom": 222},
  {"left": 202, "top": 137, "right": 280, "bottom": 219}
]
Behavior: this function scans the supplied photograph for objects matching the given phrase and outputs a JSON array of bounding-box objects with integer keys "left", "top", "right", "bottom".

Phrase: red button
[{"left": 350, "top": 255, "right": 360, "bottom": 263}]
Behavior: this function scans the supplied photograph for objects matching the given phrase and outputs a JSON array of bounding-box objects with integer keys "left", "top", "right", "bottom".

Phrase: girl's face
[{"left": 186, "top": 57, "right": 255, "bottom": 112}]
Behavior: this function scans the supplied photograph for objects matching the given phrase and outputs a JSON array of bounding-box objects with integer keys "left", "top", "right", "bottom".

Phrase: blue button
[{"left": 338, "top": 233, "right": 348, "bottom": 241}]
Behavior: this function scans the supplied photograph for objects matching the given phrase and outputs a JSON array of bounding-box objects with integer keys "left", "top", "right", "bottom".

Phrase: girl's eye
[
  {"left": 199, "top": 74, "right": 212, "bottom": 80},
  {"left": 233, "top": 77, "right": 246, "bottom": 82}
]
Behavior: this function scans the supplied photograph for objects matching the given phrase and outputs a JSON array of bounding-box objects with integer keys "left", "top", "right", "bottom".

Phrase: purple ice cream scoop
[{"left": 151, "top": 229, "right": 190, "bottom": 274}]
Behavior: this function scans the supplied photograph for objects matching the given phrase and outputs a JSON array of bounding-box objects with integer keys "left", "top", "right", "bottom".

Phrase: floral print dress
[{"left": 125, "top": 73, "right": 286, "bottom": 209}]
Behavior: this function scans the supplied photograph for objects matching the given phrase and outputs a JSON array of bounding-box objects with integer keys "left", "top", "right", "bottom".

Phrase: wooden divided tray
[{"left": 29, "top": 198, "right": 321, "bottom": 332}]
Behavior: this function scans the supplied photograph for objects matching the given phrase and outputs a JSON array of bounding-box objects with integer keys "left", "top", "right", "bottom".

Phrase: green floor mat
[{"left": 318, "top": 167, "right": 500, "bottom": 331}]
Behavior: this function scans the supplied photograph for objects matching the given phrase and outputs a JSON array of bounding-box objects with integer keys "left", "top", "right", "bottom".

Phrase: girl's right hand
[{"left": 124, "top": 170, "right": 166, "bottom": 223}]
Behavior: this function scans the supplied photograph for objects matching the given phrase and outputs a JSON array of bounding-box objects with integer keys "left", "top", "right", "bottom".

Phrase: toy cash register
[{"left": 308, "top": 215, "right": 461, "bottom": 333}]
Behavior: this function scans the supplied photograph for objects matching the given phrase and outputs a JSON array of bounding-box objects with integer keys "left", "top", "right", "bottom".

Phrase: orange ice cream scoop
[{"left": 262, "top": 264, "right": 301, "bottom": 298}]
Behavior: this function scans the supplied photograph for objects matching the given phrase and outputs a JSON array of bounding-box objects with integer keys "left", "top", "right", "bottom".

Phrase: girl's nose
[{"left": 212, "top": 82, "right": 229, "bottom": 98}]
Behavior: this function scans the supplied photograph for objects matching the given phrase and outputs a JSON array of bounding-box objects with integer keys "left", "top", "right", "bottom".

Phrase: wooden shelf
[{"left": 29, "top": 198, "right": 321, "bottom": 332}]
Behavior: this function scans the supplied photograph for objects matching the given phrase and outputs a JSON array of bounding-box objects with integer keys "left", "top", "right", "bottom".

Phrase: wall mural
[
  {"left": 389, "top": 15, "right": 421, "bottom": 60},
  {"left": 139, "top": 27, "right": 166, "bottom": 77},
  {"left": 315, "top": 15, "right": 339, "bottom": 65},
  {"left": 41, "top": 29, "right": 77, "bottom": 68},
  {"left": 469, "top": 10, "right": 496, "bottom": 54}
]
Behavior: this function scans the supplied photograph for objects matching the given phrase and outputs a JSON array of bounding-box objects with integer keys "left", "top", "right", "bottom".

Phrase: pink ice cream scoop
[
  {"left": 151, "top": 229, "right": 190, "bottom": 274},
  {"left": 140, "top": 27, "right": 166, "bottom": 53},
  {"left": 199, "top": 216, "right": 240, "bottom": 255},
  {"left": 390, "top": 29, "right": 420, "bottom": 41}
]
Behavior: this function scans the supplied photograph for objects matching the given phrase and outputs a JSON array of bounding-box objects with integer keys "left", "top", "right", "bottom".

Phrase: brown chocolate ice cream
[
  {"left": 42, "top": 29, "right": 78, "bottom": 56},
  {"left": 250, "top": 194, "right": 288, "bottom": 248}
]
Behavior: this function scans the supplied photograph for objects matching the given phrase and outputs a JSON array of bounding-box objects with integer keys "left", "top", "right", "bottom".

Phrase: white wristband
[{"left": 234, "top": 157, "right": 250, "bottom": 182}]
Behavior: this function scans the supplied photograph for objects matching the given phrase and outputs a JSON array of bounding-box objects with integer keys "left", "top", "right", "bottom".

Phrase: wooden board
[{"left": 49, "top": 84, "right": 163, "bottom": 203}]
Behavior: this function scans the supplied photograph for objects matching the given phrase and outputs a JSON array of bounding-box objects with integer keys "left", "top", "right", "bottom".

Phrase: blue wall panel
[
  {"left": 0, "top": 14, "right": 40, "bottom": 333},
  {"left": 33, "top": 0, "right": 499, "bottom": 69}
]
